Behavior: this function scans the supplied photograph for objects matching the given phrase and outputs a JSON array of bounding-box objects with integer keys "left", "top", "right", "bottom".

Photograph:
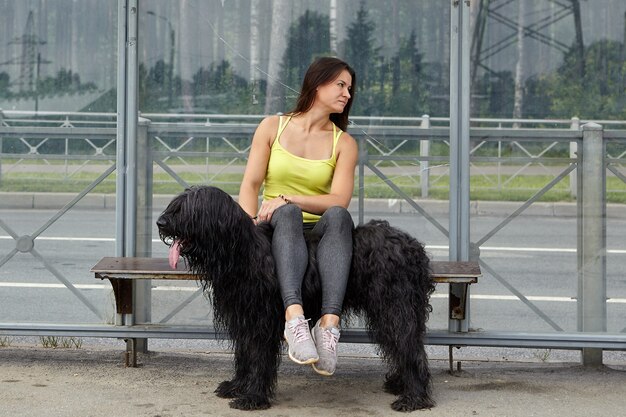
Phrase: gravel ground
[{"left": 1, "top": 343, "right": 625, "bottom": 417}]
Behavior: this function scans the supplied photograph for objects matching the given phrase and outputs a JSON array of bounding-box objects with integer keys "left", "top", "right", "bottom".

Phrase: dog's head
[{"left": 157, "top": 185, "right": 252, "bottom": 255}]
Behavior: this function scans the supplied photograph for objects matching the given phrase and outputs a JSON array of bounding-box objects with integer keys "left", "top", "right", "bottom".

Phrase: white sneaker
[
  {"left": 284, "top": 316, "right": 319, "bottom": 365},
  {"left": 311, "top": 319, "right": 340, "bottom": 376}
]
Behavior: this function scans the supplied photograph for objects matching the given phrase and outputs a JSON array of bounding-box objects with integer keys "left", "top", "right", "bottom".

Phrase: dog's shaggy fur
[{"left": 157, "top": 185, "right": 435, "bottom": 412}]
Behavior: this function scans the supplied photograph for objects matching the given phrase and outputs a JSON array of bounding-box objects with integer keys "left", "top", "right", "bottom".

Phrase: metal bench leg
[
  {"left": 448, "top": 283, "right": 470, "bottom": 373},
  {"left": 448, "top": 283, "right": 470, "bottom": 332},
  {"left": 105, "top": 279, "right": 138, "bottom": 367},
  {"left": 448, "top": 346, "right": 463, "bottom": 374},
  {"left": 125, "top": 338, "right": 137, "bottom": 367}
]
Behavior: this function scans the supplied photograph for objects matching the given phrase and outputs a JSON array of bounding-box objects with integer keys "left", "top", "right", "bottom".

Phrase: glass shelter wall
[
  {"left": 0, "top": 0, "right": 118, "bottom": 324},
  {"left": 465, "top": 0, "right": 626, "bottom": 336},
  {"left": 0, "top": 0, "right": 625, "bottom": 353},
  {"left": 137, "top": 0, "right": 450, "bottom": 117},
  {"left": 137, "top": 0, "right": 453, "bottom": 326},
  {"left": 0, "top": 1, "right": 118, "bottom": 113}
]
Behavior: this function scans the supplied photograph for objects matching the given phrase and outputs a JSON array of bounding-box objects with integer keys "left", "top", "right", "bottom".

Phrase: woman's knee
[
  {"left": 322, "top": 206, "right": 353, "bottom": 230},
  {"left": 271, "top": 203, "right": 303, "bottom": 226}
]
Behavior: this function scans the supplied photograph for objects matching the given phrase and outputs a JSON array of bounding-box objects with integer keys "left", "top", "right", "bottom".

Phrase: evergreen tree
[
  {"left": 191, "top": 60, "right": 250, "bottom": 113},
  {"left": 281, "top": 10, "right": 331, "bottom": 101},
  {"left": 139, "top": 60, "right": 170, "bottom": 111},
  {"left": 386, "top": 30, "right": 427, "bottom": 116},
  {"left": 0, "top": 72, "right": 11, "bottom": 96},
  {"left": 473, "top": 71, "right": 515, "bottom": 119},
  {"left": 526, "top": 40, "right": 626, "bottom": 119},
  {"left": 343, "top": 2, "right": 378, "bottom": 91},
  {"left": 192, "top": 60, "right": 247, "bottom": 96}
]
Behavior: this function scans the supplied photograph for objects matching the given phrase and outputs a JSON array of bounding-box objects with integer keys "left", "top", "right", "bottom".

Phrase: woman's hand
[{"left": 255, "top": 196, "right": 290, "bottom": 224}]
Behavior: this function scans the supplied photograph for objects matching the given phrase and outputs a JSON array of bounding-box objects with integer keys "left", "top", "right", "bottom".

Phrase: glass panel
[
  {"left": 468, "top": 0, "right": 626, "bottom": 334},
  {"left": 0, "top": 1, "right": 117, "bottom": 113},
  {"left": 139, "top": 0, "right": 451, "bottom": 326},
  {"left": 138, "top": 0, "right": 449, "bottom": 117},
  {"left": 0, "top": 0, "right": 118, "bottom": 324},
  {"left": 470, "top": 0, "right": 626, "bottom": 122}
]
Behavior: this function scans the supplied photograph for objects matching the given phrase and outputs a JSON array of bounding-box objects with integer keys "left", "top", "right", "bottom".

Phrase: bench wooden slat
[
  {"left": 92, "top": 257, "right": 196, "bottom": 280},
  {"left": 92, "top": 257, "right": 481, "bottom": 284},
  {"left": 430, "top": 261, "right": 481, "bottom": 284}
]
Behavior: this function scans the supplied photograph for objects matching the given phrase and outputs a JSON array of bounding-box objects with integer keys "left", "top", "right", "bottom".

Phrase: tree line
[
  {"left": 0, "top": 1, "right": 623, "bottom": 121},
  {"left": 131, "top": 3, "right": 626, "bottom": 121}
]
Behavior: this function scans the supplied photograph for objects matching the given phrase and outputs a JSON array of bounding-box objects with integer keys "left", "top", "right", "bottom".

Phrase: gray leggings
[{"left": 270, "top": 204, "right": 353, "bottom": 316}]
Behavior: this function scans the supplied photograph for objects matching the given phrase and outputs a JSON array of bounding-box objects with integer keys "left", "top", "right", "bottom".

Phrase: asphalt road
[{"left": 2, "top": 207, "right": 625, "bottom": 336}]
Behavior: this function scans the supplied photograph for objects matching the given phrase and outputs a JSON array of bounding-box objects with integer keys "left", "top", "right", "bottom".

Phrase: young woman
[{"left": 238, "top": 57, "right": 357, "bottom": 376}]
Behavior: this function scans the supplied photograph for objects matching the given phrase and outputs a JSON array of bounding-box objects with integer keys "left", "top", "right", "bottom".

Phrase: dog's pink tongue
[{"left": 169, "top": 240, "right": 181, "bottom": 269}]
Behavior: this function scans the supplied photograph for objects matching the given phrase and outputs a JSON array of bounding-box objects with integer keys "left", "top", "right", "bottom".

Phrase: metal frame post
[
  {"left": 578, "top": 122, "right": 606, "bottom": 366},
  {"left": 358, "top": 136, "right": 366, "bottom": 225},
  {"left": 135, "top": 117, "right": 153, "bottom": 258},
  {"left": 116, "top": 0, "right": 147, "bottom": 351},
  {"left": 448, "top": 0, "right": 471, "bottom": 332},
  {"left": 0, "top": 110, "right": 3, "bottom": 186},
  {"left": 116, "top": 0, "right": 139, "bottom": 267},
  {"left": 124, "top": 0, "right": 139, "bottom": 261},
  {"left": 134, "top": 117, "right": 153, "bottom": 327},
  {"left": 569, "top": 117, "right": 580, "bottom": 198},
  {"left": 115, "top": 0, "right": 131, "bottom": 328},
  {"left": 420, "top": 114, "right": 431, "bottom": 198},
  {"left": 115, "top": 0, "right": 128, "bottom": 262}
]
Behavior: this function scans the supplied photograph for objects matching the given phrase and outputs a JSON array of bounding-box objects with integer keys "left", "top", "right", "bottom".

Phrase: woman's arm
[{"left": 238, "top": 116, "right": 278, "bottom": 219}]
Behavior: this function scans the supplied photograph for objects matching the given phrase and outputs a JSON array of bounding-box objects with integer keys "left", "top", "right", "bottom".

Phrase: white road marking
[
  {"left": 0, "top": 236, "right": 115, "bottom": 242},
  {"left": 0, "top": 282, "right": 199, "bottom": 291},
  {"left": 1, "top": 236, "right": 625, "bottom": 254},
  {"left": 1, "top": 282, "right": 625, "bottom": 303},
  {"left": 427, "top": 244, "right": 626, "bottom": 254},
  {"left": 431, "top": 293, "right": 626, "bottom": 303},
  {"left": 0, "top": 236, "right": 626, "bottom": 255}
]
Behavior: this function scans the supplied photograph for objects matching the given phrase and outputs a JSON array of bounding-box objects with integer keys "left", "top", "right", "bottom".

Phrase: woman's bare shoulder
[
  {"left": 338, "top": 130, "right": 357, "bottom": 151},
  {"left": 257, "top": 114, "right": 281, "bottom": 131},
  {"left": 252, "top": 115, "right": 281, "bottom": 142}
]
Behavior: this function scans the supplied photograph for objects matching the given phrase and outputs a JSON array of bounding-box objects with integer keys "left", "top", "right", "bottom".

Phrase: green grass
[
  {"left": 39, "top": 336, "right": 83, "bottom": 349},
  {"left": 1, "top": 170, "right": 625, "bottom": 203}
]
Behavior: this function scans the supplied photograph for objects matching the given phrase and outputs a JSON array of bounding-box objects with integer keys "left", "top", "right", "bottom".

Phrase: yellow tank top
[{"left": 263, "top": 115, "right": 343, "bottom": 223}]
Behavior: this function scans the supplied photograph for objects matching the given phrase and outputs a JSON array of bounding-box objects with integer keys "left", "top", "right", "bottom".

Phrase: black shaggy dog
[{"left": 156, "top": 185, "right": 435, "bottom": 412}]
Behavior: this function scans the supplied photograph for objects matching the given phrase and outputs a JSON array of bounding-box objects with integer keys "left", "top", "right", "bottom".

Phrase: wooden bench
[{"left": 92, "top": 257, "right": 481, "bottom": 367}]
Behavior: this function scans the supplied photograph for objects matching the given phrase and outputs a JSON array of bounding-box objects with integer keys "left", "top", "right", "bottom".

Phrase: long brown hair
[{"left": 289, "top": 57, "right": 356, "bottom": 131}]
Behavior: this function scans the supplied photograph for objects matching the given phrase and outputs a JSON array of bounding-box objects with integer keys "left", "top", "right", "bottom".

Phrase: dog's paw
[
  {"left": 391, "top": 395, "right": 435, "bottom": 412},
  {"left": 215, "top": 380, "right": 240, "bottom": 398},
  {"left": 229, "top": 395, "right": 271, "bottom": 411},
  {"left": 383, "top": 374, "right": 404, "bottom": 395}
]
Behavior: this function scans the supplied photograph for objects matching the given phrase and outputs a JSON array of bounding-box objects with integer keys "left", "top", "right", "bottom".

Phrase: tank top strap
[
  {"left": 331, "top": 123, "right": 343, "bottom": 158},
  {"left": 276, "top": 115, "right": 292, "bottom": 141}
]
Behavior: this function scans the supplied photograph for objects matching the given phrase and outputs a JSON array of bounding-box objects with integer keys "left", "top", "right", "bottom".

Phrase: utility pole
[{"left": 0, "top": 10, "right": 50, "bottom": 111}]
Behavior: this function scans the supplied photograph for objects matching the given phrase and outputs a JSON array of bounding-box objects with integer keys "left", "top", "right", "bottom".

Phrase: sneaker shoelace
[
  {"left": 288, "top": 318, "right": 312, "bottom": 343},
  {"left": 321, "top": 328, "right": 339, "bottom": 354}
]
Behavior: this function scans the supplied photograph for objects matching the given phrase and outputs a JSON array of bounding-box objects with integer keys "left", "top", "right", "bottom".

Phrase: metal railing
[
  {"left": 1, "top": 111, "right": 625, "bottom": 362},
  {"left": 2, "top": 111, "right": 625, "bottom": 199}
]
